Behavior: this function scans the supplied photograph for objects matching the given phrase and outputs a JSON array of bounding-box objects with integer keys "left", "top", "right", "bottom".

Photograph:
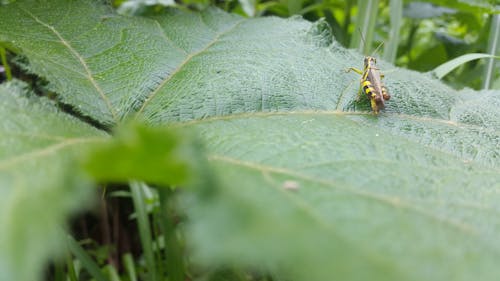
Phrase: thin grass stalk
[
  {"left": 67, "top": 235, "right": 108, "bottom": 281},
  {"left": 104, "top": 265, "right": 121, "bottom": 281},
  {"left": 122, "top": 253, "right": 138, "bottom": 281},
  {"left": 152, "top": 211, "right": 165, "bottom": 278},
  {"left": 158, "top": 188, "right": 185, "bottom": 281},
  {"left": 383, "top": 0, "right": 402, "bottom": 63},
  {"left": 0, "top": 47, "right": 12, "bottom": 81},
  {"left": 130, "top": 182, "right": 158, "bottom": 281},
  {"left": 52, "top": 259, "right": 64, "bottom": 281},
  {"left": 350, "top": 0, "right": 379, "bottom": 54},
  {"left": 65, "top": 254, "right": 78, "bottom": 281},
  {"left": 483, "top": 14, "right": 500, "bottom": 89}
]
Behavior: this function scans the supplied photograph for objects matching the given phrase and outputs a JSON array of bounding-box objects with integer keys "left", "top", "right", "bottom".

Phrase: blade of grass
[
  {"left": 130, "top": 182, "right": 158, "bottom": 281},
  {"left": 322, "top": 8, "right": 347, "bottom": 46},
  {"left": 432, "top": 53, "right": 500, "bottom": 79},
  {"left": 350, "top": 0, "right": 379, "bottom": 54},
  {"left": 152, "top": 211, "right": 165, "bottom": 278},
  {"left": 0, "top": 46, "right": 12, "bottom": 81},
  {"left": 122, "top": 253, "right": 138, "bottom": 281},
  {"left": 383, "top": 0, "right": 402, "bottom": 63},
  {"left": 104, "top": 265, "right": 121, "bottom": 281},
  {"left": 66, "top": 235, "right": 108, "bottom": 281},
  {"left": 298, "top": 2, "right": 324, "bottom": 15},
  {"left": 238, "top": 0, "right": 256, "bottom": 17},
  {"left": 53, "top": 259, "right": 64, "bottom": 281},
  {"left": 158, "top": 188, "right": 185, "bottom": 281},
  {"left": 65, "top": 255, "right": 78, "bottom": 281},
  {"left": 483, "top": 14, "right": 500, "bottom": 89}
]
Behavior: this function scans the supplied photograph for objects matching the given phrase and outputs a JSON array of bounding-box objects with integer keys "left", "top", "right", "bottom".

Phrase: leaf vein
[
  {"left": 20, "top": 8, "right": 118, "bottom": 122},
  {"left": 136, "top": 19, "right": 245, "bottom": 115},
  {"left": 258, "top": 170, "right": 405, "bottom": 274},
  {"left": 154, "top": 20, "right": 188, "bottom": 55},
  {"left": 209, "top": 154, "right": 478, "bottom": 235}
]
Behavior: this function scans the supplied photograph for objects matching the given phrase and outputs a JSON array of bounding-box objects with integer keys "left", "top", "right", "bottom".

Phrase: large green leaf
[
  {"left": 181, "top": 112, "right": 500, "bottom": 281},
  {"left": 0, "top": 82, "right": 106, "bottom": 281},
  {"left": 0, "top": 0, "right": 243, "bottom": 125},
  {"left": 1, "top": 1, "right": 500, "bottom": 281}
]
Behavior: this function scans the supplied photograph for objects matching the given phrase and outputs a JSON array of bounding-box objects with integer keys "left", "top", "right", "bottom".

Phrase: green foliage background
[{"left": 0, "top": 0, "right": 499, "bottom": 281}]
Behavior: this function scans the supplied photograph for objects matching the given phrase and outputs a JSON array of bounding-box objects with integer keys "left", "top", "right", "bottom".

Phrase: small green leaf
[
  {"left": 83, "top": 123, "right": 204, "bottom": 187},
  {"left": 431, "top": 53, "right": 500, "bottom": 79}
]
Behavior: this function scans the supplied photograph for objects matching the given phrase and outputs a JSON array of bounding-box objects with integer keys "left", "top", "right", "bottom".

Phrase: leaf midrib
[
  {"left": 209, "top": 154, "right": 477, "bottom": 234},
  {"left": 176, "top": 111, "right": 499, "bottom": 171},
  {"left": 172, "top": 110, "right": 496, "bottom": 133},
  {"left": 207, "top": 153, "right": 494, "bottom": 280},
  {"left": 19, "top": 7, "right": 118, "bottom": 122},
  {"left": 136, "top": 18, "right": 245, "bottom": 115}
]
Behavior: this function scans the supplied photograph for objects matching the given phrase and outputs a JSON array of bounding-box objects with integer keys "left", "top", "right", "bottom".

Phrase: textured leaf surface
[
  {"left": 0, "top": 83, "right": 106, "bottom": 281},
  {"left": 1, "top": 1, "right": 500, "bottom": 281},
  {"left": 182, "top": 113, "right": 500, "bottom": 281}
]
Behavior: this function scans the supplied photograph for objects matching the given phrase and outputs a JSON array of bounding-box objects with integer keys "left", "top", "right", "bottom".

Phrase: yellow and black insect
[{"left": 346, "top": 41, "right": 390, "bottom": 114}]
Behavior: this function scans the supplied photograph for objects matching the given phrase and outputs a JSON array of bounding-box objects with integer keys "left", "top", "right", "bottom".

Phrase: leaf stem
[
  {"left": 383, "top": 0, "right": 402, "bottom": 63},
  {"left": 483, "top": 14, "right": 500, "bottom": 89}
]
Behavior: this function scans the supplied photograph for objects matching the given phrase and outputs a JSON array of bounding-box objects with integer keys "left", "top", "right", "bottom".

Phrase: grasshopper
[{"left": 346, "top": 41, "right": 390, "bottom": 114}]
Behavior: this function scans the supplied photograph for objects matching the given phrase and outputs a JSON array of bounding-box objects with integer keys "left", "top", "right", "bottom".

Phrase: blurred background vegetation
[{"left": 111, "top": 0, "right": 500, "bottom": 91}]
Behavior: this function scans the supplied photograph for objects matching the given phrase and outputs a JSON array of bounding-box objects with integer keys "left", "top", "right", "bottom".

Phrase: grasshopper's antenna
[
  {"left": 357, "top": 28, "right": 367, "bottom": 53},
  {"left": 370, "top": 41, "right": 384, "bottom": 57},
  {"left": 357, "top": 28, "right": 384, "bottom": 57}
]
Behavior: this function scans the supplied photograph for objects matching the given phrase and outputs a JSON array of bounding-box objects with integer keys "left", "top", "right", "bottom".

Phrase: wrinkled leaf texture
[{"left": 0, "top": 1, "right": 499, "bottom": 281}]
